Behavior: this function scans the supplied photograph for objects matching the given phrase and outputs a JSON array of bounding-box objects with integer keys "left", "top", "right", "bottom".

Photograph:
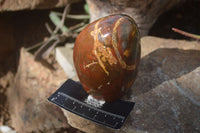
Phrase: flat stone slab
[
  {"left": 55, "top": 44, "right": 77, "bottom": 79},
  {"left": 129, "top": 67, "right": 200, "bottom": 133},
  {"left": 63, "top": 36, "right": 200, "bottom": 133}
]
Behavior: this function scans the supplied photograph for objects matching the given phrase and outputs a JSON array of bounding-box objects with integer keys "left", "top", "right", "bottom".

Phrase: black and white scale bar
[{"left": 48, "top": 79, "right": 135, "bottom": 129}]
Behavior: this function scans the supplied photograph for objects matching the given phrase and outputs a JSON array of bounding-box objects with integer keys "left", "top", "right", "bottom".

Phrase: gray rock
[
  {"left": 64, "top": 37, "right": 200, "bottom": 133},
  {"left": 129, "top": 66, "right": 200, "bottom": 133}
]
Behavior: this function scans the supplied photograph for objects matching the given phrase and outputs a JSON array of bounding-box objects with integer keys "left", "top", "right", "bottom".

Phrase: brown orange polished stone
[{"left": 73, "top": 14, "right": 141, "bottom": 102}]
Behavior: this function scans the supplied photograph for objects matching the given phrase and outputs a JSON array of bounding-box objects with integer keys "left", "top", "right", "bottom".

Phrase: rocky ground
[
  {"left": 65, "top": 37, "right": 200, "bottom": 133},
  {"left": 0, "top": 0, "right": 200, "bottom": 133}
]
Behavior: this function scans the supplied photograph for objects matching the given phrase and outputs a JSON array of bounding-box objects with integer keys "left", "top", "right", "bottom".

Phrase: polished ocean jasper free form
[{"left": 73, "top": 14, "right": 141, "bottom": 102}]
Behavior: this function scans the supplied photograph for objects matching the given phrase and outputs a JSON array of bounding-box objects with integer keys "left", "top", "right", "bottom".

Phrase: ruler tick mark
[
  {"left": 93, "top": 115, "right": 97, "bottom": 119},
  {"left": 72, "top": 106, "right": 76, "bottom": 111},
  {"left": 114, "top": 122, "right": 119, "bottom": 127}
]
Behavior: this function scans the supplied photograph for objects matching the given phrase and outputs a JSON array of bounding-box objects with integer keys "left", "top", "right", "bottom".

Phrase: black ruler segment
[{"left": 48, "top": 79, "right": 135, "bottom": 129}]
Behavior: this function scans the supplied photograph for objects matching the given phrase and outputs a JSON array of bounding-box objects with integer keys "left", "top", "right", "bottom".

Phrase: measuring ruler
[{"left": 48, "top": 79, "right": 134, "bottom": 129}]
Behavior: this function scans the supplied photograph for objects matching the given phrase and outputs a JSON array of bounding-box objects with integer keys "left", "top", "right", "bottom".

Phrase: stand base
[{"left": 48, "top": 79, "right": 135, "bottom": 129}]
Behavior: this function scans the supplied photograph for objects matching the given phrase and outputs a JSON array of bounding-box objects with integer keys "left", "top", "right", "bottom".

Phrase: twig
[
  {"left": 69, "top": 21, "right": 86, "bottom": 31},
  {"left": 53, "top": 12, "right": 90, "bottom": 20},
  {"left": 26, "top": 41, "right": 46, "bottom": 51},
  {"left": 42, "top": 35, "right": 66, "bottom": 58},
  {"left": 172, "top": 27, "right": 200, "bottom": 40},
  {"left": 26, "top": 3, "right": 90, "bottom": 70},
  {"left": 67, "top": 14, "right": 90, "bottom": 19},
  {"left": 49, "top": 12, "right": 69, "bottom": 33},
  {"left": 54, "top": 5, "right": 70, "bottom": 34},
  {"left": 73, "top": 25, "right": 87, "bottom": 33},
  {"left": 60, "top": 5, "right": 70, "bottom": 27},
  {"left": 45, "top": 23, "right": 53, "bottom": 34},
  {"left": 49, "top": 5, "right": 71, "bottom": 34},
  {"left": 34, "top": 36, "right": 55, "bottom": 60},
  {"left": 34, "top": 5, "right": 71, "bottom": 61}
]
